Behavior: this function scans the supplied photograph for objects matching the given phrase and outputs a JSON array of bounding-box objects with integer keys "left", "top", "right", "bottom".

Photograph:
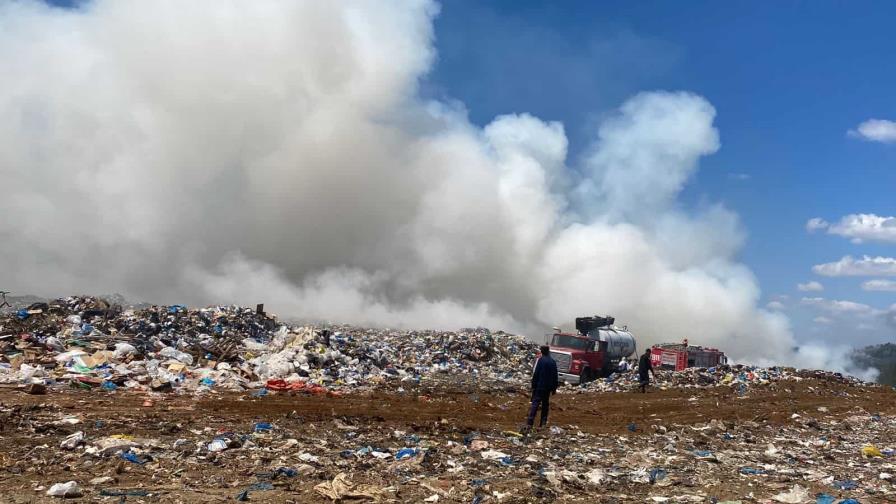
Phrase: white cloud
[
  {"left": 797, "top": 281, "right": 824, "bottom": 292},
  {"left": 823, "top": 214, "right": 896, "bottom": 243},
  {"left": 766, "top": 301, "right": 786, "bottom": 310},
  {"left": 812, "top": 255, "right": 896, "bottom": 277},
  {"left": 801, "top": 296, "right": 896, "bottom": 341},
  {"left": 849, "top": 119, "right": 896, "bottom": 143},
  {"left": 799, "top": 297, "right": 896, "bottom": 364},
  {"left": 862, "top": 279, "right": 896, "bottom": 292},
  {"left": 728, "top": 172, "right": 750, "bottom": 181},
  {"left": 800, "top": 297, "right": 874, "bottom": 314},
  {"left": 806, "top": 217, "right": 829, "bottom": 232}
]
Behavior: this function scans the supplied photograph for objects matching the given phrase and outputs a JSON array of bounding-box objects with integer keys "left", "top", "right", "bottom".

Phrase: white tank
[{"left": 587, "top": 327, "right": 636, "bottom": 360}]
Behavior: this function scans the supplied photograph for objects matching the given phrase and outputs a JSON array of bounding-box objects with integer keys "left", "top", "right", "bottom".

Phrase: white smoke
[{"left": 0, "top": 0, "right": 870, "bottom": 375}]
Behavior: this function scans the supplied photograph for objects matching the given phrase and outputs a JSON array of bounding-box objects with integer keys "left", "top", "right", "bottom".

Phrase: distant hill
[{"left": 852, "top": 343, "right": 896, "bottom": 386}]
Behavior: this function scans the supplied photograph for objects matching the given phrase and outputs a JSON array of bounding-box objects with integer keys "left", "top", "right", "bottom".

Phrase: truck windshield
[{"left": 551, "top": 334, "right": 592, "bottom": 351}]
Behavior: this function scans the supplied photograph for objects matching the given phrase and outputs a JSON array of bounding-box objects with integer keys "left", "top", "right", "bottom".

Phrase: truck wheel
[{"left": 579, "top": 368, "right": 592, "bottom": 385}]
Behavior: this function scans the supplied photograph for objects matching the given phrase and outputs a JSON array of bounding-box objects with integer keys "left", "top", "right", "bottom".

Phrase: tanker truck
[{"left": 546, "top": 316, "right": 637, "bottom": 384}]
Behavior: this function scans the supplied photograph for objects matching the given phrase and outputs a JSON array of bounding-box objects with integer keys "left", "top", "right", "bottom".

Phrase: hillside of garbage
[
  {"left": 1, "top": 296, "right": 894, "bottom": 503},
  {"left": 1, "top": 296, "right": 540, "bottom": 395},
  {"left": 1, "top": 295, "right": 873, "bottom": 396}
]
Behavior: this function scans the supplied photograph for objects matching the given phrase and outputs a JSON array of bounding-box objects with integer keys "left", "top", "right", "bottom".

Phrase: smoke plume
[{"left": 0, "top": 0, "right": 872, "bottom": 376}]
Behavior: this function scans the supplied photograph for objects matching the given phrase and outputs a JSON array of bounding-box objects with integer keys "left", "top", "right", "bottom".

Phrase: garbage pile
[
  {"left": 574, "top": 365, "right": 871, "bottom": 395},
  {"left": 0, "top": 296, "right": 538, "bottom": 394},
  {"left": 2, "top": 297, "right": 895, "bottom": 502}
]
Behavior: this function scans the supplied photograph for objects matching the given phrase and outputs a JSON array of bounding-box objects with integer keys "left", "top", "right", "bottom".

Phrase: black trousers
[{"left": 526, "top": 390, "right": 551, "bottom": 427}]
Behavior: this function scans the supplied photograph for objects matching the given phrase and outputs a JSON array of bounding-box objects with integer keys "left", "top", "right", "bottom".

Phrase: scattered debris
[
  {"left": 1, "top": 297, "right": 894, "bottom": 502},
  {"left": 46, "top": 481, "right": 82, "bottom": 498}
]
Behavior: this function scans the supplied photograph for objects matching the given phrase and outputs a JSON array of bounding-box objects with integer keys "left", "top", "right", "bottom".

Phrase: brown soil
[{"left": 1, "top": 379, "right": 894, "bottom": 503}]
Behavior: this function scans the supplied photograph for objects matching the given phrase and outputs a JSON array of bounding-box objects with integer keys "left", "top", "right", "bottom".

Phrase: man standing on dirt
[
  {"left": 526, "top": 345, "right": 558, "bottom": 430},
  {"left": 638, "top": 348, "right": 655, "bottom": 393}
]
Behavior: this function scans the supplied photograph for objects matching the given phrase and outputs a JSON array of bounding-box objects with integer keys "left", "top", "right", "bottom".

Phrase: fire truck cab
[{"left": 546, "top": 316, "right": 637, "bottom": 385}]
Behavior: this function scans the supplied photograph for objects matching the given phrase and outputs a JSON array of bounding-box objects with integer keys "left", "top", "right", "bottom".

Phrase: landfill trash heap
[
  {"left": 1, "top": 297, "right": 895, "bottom": 503},
  {"left": 0, "top": 296, "right": 540, "bottom": 394},
  {"left": 569, "top": 363, "right": 873, "bottom": 396}
]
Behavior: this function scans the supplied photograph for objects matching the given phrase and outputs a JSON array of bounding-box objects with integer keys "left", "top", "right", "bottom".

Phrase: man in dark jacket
[
  {"left": 526, "top": 346, "right": 559, "bottom": 429},
  {"left": 638, "top": 348, "right": 655, "bottom": 393}
]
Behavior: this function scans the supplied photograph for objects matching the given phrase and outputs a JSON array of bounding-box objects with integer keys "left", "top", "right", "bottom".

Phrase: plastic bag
[
  {"left": 113, "top": 343, "right": 137, "bottom": 359},
  {"left": 159, "top": 346, "right": 194, "bottom": 365},
  {"left": 862, "top": 445, "right": 883, "bottom": 458},
  {"left": 46, "top": 481, "right": 82, "bottom": 498}
]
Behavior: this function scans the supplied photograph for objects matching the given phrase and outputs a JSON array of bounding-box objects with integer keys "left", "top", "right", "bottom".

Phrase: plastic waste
[
  {"left": 207, "top": 438, "right": 230, "bottom": 452},
  {"left": 861, "top": 444, "right": 883, "bottom": 457},
  {"left": 60, "top": 431, "right": 85, "bottom": 450},
  {"left": 584, "top": 468, "right": 605, "bottom": 486},
  {"left": 298, "top": 452, "right": 320, "bottom": 463},
  {"left": 113, "top": 342, "right": 137, "bottom": 359},
  {"left": 45, "top": 336, "right": 65, "bottom": 352},
  {"left": 120, "top": 451, "right": 147, "bottom": 464},
  {"left": 276, "top": 467, "right": 298, "bottom": 477},
  {"left": 3, "top": 296, "right": 894, "bottom": 504},
  {"left": 235, "top": 481, "right": 276, "bottom": 501},
  {"left": 159, "top": 346, "right": 194, "bottom": 365},
  {"left": 772, "top": 484, "right": 810, "bottom": 503},
  {"left": 314, "top": 473, "right": 384, "bottom": 501},
  {"left": 831, "top": 480, "right": 858, "bottom": 490},
  {"left": 99, "top": 489, "right": 151, "bottom": 497},
  {"left": 693, "top": 449, "right": 715, "bottom": 460},
  {"left": 395, "top": 447, "right": 419, "bottom": 460},
  {"left": 46, "top": 481, "right": 82, "bottom": 498},
  {"left": 480, "top": 449, "right": 509, "bottom": 460},
  {"left": 87, "top": 436, "right": 139, "bottom": 456}
]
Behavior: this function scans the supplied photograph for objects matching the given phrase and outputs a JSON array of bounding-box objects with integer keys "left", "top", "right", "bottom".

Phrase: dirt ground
[{"left": 1, "top": 378, "right": 894, "bottom": 503}]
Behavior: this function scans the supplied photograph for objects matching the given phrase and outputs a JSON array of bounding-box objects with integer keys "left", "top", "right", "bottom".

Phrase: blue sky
[{"left": 426, "top": 0, "right": 896, "bottom": 346}]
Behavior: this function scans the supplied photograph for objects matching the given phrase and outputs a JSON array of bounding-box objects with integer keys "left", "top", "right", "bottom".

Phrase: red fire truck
[{"left": 649, "top": 339, "right": 727, "bottom": 371}]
